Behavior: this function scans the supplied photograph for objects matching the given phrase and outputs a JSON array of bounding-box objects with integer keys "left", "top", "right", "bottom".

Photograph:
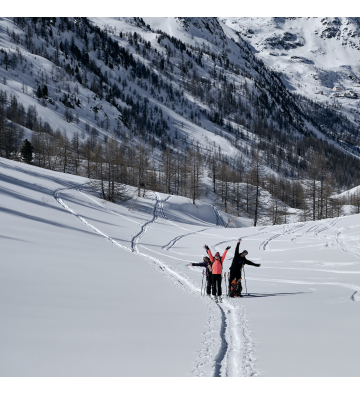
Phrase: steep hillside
[
  {"left": 1, "top": 17, "right": 360, "bottom": 226},
  {"left": 223, "top": 17, "right": 360, "bottom": 141}
]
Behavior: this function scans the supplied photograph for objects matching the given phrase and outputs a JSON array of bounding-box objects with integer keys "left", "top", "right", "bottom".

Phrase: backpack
[{"left": 229, "top": 278, "right": 242, "bottom": 297}]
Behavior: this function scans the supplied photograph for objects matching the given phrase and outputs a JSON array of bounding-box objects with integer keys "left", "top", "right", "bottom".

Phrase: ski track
[
  {"left": 254, "top": 217, "right": 360, "bottom": 302},
  {"left": 131, "top": 193, "right": 159, "bottom": 253},
  {"left": 249, "top": 277, "right": 360, "bottom": 302},
  {"left": 162, "top": 228, "right": 209, "bottom": 251},
  {"left": 260, "top": 218, "right": 341, "bottom": 251},
  {"left": 157, "top": 194, "right": 230, "bottom": 251},
  {"left": 262, "top": 266, "right": 360, "bottom": 275},
  {"left": 351, "top": 291, "right": 359, "bottom": 302},
  {"left": 335, "top": 228, "right": 360, "bottom": 260},
  {"left": 211, "top": 228, "right": 270, "bottom": 252},
  {"left": 156, "top": 194, "right": 212, "bottom": 251},
  {"left": 54, "top": 187, "right": 257, "bottom": 376},
  {"left": 213, "top": 305, "right": 228, "bottom": 377},
  {"left": 212, "top": 205, "right": 226, "bottom": 227},
  {"left": 260, "top": 232, "right": 282, "bottom": 251},
  {"left": 54, "top": 188, "right": 131, "bottom": 252},
  {"left": 155, "top": 193, "right": 257, "bottom": 377}
]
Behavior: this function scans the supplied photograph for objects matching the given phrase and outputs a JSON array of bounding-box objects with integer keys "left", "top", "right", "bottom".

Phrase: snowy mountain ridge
[
  {"left": 1, "top": 17, "right": 359, "bottom": 158},
  {"left": 1, "top": 17, "right": 360, "bottom": 225},
  {"left": 223, "top": 17, "right": 360, "bottom": 128}
]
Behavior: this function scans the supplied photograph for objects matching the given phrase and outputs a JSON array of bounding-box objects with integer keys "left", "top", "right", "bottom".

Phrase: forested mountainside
[
  {"left": 223, "top": 17, "right": 360, "bottom": 141},
  {"left": 1, "top": 17, "right": 360, "bottom": 226}
]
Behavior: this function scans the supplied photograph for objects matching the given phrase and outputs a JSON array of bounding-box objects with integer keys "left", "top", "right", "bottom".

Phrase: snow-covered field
[{"left": 1, "top": 157, "right": 360, "bottom": 377}]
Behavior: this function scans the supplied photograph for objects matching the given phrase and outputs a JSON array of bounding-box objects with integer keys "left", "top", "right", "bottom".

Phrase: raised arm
[
  {"left": 244, "top": 257, "right": 261, "bottom": 267},
  {"left": 221, "top": 249, "right": 228, "bottom": 263},
  {"left": 234, "top": 240, "right": 241, "bottom": 259},
  {"left": 190, "top": 262, "right": 207, "bottom": 267},
  {"left": 205, "top": 246, "right": 214, "bottom": 263}
]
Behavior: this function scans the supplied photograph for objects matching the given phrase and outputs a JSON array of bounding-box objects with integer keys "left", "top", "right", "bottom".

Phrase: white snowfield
[{"left": 1, "top": 158, "right": 360, "bottom": 377}]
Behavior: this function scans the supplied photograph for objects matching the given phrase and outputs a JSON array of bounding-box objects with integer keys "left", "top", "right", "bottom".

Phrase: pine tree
[
  {"left": 42, "top": 85, "right": 48, "bottom": 97},
  {"left": 20, "top": 139, "right": 33, "bottom": 164},
  {"left": 188, "top": 148, "right": 204, "bottom": 205},
  {"left": 36, "top": 85, "right": 42, "bottom": 98},
  {"left": 3, "top": 51, "right": 10, "bottom": 71}
]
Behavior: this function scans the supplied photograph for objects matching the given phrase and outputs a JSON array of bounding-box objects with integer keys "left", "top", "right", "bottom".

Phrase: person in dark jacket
[
  {"left": 190, "top": 256, "right": 213, "bottom": 296},
  {"left": 229, "top": 239, "right": 261, "bottom": 297}
]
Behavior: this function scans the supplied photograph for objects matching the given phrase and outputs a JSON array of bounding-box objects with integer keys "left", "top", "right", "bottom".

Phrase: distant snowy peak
[
  {"left": 176, "top": 18, "right": 227, "bottom": 42},
  {"left": 263, "top": 31, "right": 304, "bottom": 51},
  {"left": 316, "top": 17, "right": 360, "bottom": 50},
  {"left": 224, "top": 17, "right": 360, "bottom": 52}
]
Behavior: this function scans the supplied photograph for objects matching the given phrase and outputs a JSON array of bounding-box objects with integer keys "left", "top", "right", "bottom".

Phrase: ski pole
[
  {"left": 227, "top": 272, "right": 229, "bottom": 297},
  {"left": 223, "top": 272, "right": 225, "bottom": 297},
  {"left": 221, "top": 273, "right": 224, "bottom": 298},
  {"left": 243, "top": 266, "right": 248, "bottom": 295},
  {"left": 201, "top": 269, "right": 205, "bottom": 296},
  {"left": 224, "top": 272, "right": 227, "bottom": 298},
  {"left": 226, "top": 272, "right": 229, "bottom": 298},
  {"left": 229, "top": 273, "right": 231, "bottom": 296},
  {"left": 204, "top": 271, "right": 208, "bottom": 297}
]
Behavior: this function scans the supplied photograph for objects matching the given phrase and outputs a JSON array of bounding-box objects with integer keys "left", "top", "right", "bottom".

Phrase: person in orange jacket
[{"left": 204, "top": 244, "right": 231, "bottom": 302}]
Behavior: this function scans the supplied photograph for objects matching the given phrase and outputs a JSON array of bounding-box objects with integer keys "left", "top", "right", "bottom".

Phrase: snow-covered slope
[
  {"left": 223, "top": 17, "right": 360, "bottom": 126},
  {"left": 1, "top": 157, "right": 360, "bottom": 376},
  {"left": 2, "top": 16, "right": 360, "bottom": 189}
]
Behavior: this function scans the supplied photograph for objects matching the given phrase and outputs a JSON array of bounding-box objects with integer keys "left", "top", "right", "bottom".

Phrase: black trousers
[
  {"left": 212, "top": 274, "right": 222, "bottom": 296},
  {"left": 229, "top": 271, "right": 242, "bottom": 295},
  {"left": 206, "top": 274, "right": 213, "bottom": 295}
]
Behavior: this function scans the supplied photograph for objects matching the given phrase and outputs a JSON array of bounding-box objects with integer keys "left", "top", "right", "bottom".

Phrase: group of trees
[
  {"left": 1, "top": 117, "right": 356, "bottom": 227},
  {"left": 1, "top": 17, "right": 360, "bottom": 226},
  {"left": 0, "top": 103, "right": 24, "bottom": 159},
  {"left": 4, "top": 16, "right": 360, "bottom": 193},
  {"left": 206, "top": 148, "right": 351, "bottom": 226}
]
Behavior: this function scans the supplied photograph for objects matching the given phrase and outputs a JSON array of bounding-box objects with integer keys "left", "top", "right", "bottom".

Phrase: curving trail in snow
[
  {"left": 131, "top": 194, "right": 159, "bottom": 253},
  {"left": 162, "top": 229, "right": 208, "bottom": 251},
  {"left": 153, "top": 193, "right": 257, "bottom": 377},
  {"left": 212, "top": 205, "right": 226, "bottom": 227},
  {"left": 250, "top": 216, "right": 360, "bottom": 303},
  {"left": 248, "top": 277, "right": 360, "bottom": 302},
  {"left": 52, "top": 185, "right": 360, "bottom": 377},
  {"left": 54, "top": 187, "right": 257, "bottom": 377},
  {"left": 54, "top": 188, "right": 131, "bottom": 252}
]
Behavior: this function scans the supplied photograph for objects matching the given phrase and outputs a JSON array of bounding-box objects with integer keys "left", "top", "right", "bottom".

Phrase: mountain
[
  {"left": 1, "top": 17, "right": 360, "bottom": 225},
  {"left": 223, "top": 17, "right": 360, "bottom": 133}
]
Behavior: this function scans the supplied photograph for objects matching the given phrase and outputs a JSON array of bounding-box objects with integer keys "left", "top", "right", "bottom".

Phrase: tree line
[
  {"left": 1, "top": 17, "right": 360, "bottom": 226},
  {"left": 4, "top": 17, "right": 360, "bottom": 192},
  {"left": 1, "top": 97, "right": 358, "bottom": 226}
]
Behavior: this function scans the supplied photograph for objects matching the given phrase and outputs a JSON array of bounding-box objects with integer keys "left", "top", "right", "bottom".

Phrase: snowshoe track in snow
[
  {"left": 54, "top": 187, "right": 257, "bottom": 376},
  {"left": 131, "top": 193, "right": 159, "bottom": 253}
]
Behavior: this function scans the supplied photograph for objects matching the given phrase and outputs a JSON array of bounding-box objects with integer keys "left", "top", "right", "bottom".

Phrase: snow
[
  {"left": 223, "top": 17, "right": 360, "bottom": 121},
  {"left": 0, "top": 159, "right": 208, "bottom": 376},
  {"left": 1, "top": 157, "right": 360, "bottom": 376}
]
